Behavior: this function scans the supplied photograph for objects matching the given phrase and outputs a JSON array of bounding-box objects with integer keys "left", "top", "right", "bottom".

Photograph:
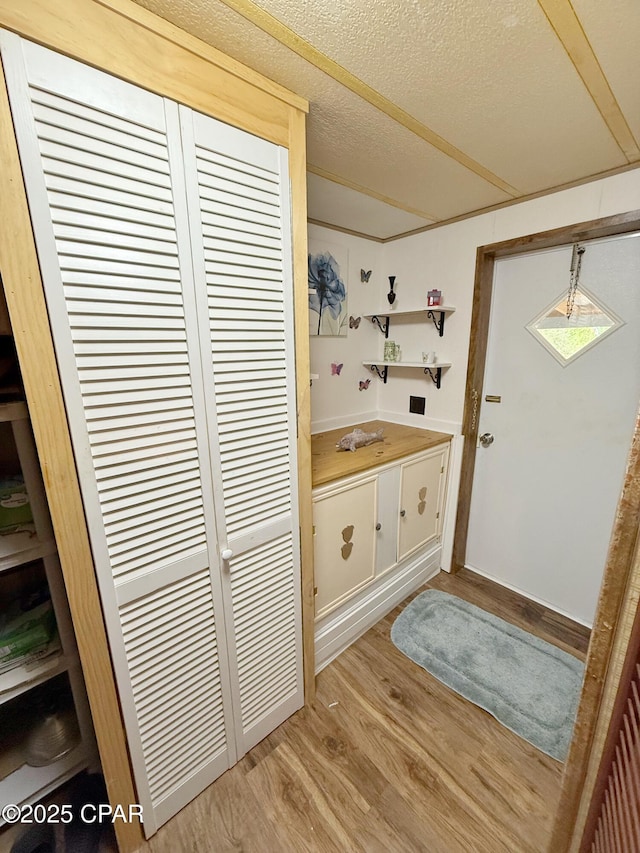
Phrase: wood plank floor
[{"left": 142, "top": 568, "right": 590, "bottom": 853}]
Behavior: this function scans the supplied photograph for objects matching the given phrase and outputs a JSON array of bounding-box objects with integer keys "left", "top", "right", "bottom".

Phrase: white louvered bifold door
[
  {"left": 180, "top": 108, "right": 303, "bottom": 756},
  {"left": 1, "top": 34, "right": 237, "bottom": 835}
]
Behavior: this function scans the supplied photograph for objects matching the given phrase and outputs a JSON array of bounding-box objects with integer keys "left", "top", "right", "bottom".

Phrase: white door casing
[
  {"left": 466, "top": 237, "right": 640, "bottom": 625},
  {"left": 2, "top": 31, "right": 302, "bottom": 835}
]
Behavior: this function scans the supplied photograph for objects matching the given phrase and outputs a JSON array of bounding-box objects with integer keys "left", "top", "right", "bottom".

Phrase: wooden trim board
[
  {"left": 288, "top": 106, "right": 315, "bottom": 699},
  {"left": 558, "top": 417, "right": 640, "bottom": 852},
  {"left": 537, "top": 0, "right": 639, "bottom": 162},
  {"left": 216, "top": 0, "right": 518, "bottom": 198},
  {"left": 0, "top": 0, "right": 307, "bottom": 148}
]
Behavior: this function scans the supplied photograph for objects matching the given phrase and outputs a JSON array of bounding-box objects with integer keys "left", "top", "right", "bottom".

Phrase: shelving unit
[
  {"left": 365, "top": 306, "right": 456, "bottom": 338},
  {"left": 0, "top": 743, "right": 88, "bottom": 808},
  {"left": 363, "top": 305, "right": 455, "bottom": 389},
  {"left": 0, "top": 639, "right": 64, "bottom": 705},
  {"left": 362, "top": 360, "right": 452, "bottom": 388},
  {"left": 0, "top": 375, "right": 95, "bottom": 819}
]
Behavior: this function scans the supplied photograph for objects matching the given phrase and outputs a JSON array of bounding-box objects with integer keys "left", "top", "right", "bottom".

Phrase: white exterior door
[
  {"left": 2, "top": 31, "right": 302, "bottom": 836},
  {"left": 466, "top": 236, "right": 640, "bottom": 625}
]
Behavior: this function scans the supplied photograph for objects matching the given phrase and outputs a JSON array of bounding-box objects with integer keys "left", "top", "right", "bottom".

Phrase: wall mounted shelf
[
  {"left": 364, "top": 307, "right": 456, "bottom": 339},
  {"left": 363, "top": 361, "right": 452, "bottom": 387},
  {"left": 0, "top": 641, "right": 65, "bottom": 705},
  {"left": 0, "top": 743, "right": 88, "bottom": 813}
]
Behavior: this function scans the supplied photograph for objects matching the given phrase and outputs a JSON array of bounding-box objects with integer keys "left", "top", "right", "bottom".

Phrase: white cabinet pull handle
[{"left": 221, "top": 548, "right": 233, "bottom": 561}]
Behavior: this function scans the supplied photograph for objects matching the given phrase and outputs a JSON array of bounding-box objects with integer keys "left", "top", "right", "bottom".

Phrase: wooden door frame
[{"left": 451, "top": 208, "right": 640, "bottom": 851}]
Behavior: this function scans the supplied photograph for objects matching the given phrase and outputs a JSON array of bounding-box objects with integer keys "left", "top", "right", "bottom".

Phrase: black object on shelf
[{"left": 387, "top": 276, "right": 396, "bottom": 305}]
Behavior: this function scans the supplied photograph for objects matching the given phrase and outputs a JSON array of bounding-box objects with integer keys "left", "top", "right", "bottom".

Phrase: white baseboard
[
  {"left": 312, "top": 412, "right": 462, "bottom": 436},
  {"left": 314, "top": 544, "right": 442, "bottom": 673},
  {"left": 311, "top": 410, "right": 379, "bottom": 434},
  {"left": 377, "top": 410, "right": 462, "bottom": 435},
  {"left": 464, "top": 563, "right": 594, "bottom": 629}
]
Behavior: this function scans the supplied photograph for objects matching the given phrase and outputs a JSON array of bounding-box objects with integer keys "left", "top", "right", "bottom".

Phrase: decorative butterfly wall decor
[
  {"left": 331, "top": 362, "right": 343, "bottom": 375},
  {"left": 349, "top": 315, "right": 361, "bottom": 329},
  {"left": 360, "top": 269, "right": 372, "bottom": 283},
  {"left": 359, "top": 378, "right": 371, "bottom": 391}
]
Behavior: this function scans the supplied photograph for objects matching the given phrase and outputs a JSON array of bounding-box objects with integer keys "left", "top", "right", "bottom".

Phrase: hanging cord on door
[
  {"left": 470, "top": 388, "right": 479, "bottom": 432},
  {"left": 566, "top": 243, "right": 585, "bottom": 319}
]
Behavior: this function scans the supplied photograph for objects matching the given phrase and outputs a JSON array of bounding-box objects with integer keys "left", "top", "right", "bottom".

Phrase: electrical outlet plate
[{"left": 409, "top": 395, "right": 426, "bottom": 415}]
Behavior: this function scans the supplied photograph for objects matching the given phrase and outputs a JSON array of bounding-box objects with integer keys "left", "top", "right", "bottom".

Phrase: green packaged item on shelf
[
  {"left": 0, "top": 598, "right": 56, "bottom": 667},
  {"left": 0, "top": 475, "right": 34, "bottom": 534}
]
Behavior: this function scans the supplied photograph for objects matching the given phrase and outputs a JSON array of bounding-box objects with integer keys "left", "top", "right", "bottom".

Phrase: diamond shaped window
[{"left": 526, "top": 287, "right": 623, "bottom": 366}]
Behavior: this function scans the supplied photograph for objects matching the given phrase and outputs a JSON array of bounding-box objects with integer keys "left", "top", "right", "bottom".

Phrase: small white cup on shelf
[{"left": 422, "top": 351, "right": 437, "bottom": 365}]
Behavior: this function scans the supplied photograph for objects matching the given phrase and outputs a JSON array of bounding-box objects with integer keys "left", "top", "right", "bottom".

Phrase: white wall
[
  {"left": 379, "top": 169, "right": 640, "bottom": 432},
  {"left": 309, "top": 168, "right": 640, "bottom": 597},
  {"left": 308, "top": 223, "right": 383, "bottom": 432},
  {"left": 311, "top": 173, "right": 640, "bottom": 434}
]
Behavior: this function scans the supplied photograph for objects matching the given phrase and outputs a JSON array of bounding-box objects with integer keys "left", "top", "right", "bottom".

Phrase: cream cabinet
[
  {"left": 397, "top": 450, "right": 447, "bottom": 561},
  {"left": 313, "top": 476, "right": 377, "bottom": 617},
  {"left": 313, "top": 441, "right": 449, "bottom": 664}
]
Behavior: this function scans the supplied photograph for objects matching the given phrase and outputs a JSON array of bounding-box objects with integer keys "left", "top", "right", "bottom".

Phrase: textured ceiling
[{"left": 132, "top": 0, "right": 640, "bottom": 240}]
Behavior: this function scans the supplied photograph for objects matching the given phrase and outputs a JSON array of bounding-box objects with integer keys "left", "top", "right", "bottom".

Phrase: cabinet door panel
[
  {"left": 180, "top": 107, "right": 303, "bottom": 757},
  {"left": 313, "top": 479, "right": 377, "bottom": 616},
  {"left": 398, "top": 451, "right": 445, "bottom": 561}
]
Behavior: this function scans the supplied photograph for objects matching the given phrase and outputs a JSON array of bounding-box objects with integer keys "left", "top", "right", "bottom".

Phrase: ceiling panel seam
[
  {"left": 382, "top": 162, "right": 640, "bottom": 242},
  {"left": 537, "top": 0, "right": 640, "bottom": 162},
  {"left": 216, "top": 0, "right": 522, "bottom": 197},
  {"left": 307, "top": 164, "right": 438, "bottom": 222},
  {"left": 307, "top": 218, "right": 386, "bottom": 243}
]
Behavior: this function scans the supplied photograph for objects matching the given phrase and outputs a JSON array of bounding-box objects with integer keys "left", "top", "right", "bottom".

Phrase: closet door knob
[
  {"left": 375, "top": 523, "right": 381, "bottom": 531},
  {"left": 400, "top": 510, "right": 406, "bottom": 517},
  {"left": 221, "top": 548, "right": 233, "bottom": 561}
]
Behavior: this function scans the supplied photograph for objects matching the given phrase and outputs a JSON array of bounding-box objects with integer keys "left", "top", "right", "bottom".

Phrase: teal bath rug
[{"left": 391, "top": 589, "right": 585, "bottom": 760}]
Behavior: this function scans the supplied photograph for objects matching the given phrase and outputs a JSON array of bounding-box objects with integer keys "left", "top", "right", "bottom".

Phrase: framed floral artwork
[{"left": 308, "top": 241, "right": 348, "bottom": 336}]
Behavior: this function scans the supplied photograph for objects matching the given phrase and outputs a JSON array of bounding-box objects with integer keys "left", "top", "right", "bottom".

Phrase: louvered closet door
[
  {"left": 1, "top": 33, "right": 237, "bottom": 835},
  {"left": 180, "top": 108, "right": 303, "bottom": 755}
]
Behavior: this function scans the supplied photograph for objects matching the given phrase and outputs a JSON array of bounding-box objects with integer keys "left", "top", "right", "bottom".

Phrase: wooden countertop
[{"left": 312, "top": 420, "right": 452, "bottom": 487}]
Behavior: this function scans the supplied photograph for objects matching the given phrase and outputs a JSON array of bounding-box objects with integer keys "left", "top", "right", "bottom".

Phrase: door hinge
[
  {"left": 441, "top": 466, "right": 444, "bottom": 474},
  {"left": 436, "top": 512, "right": 440, "bottom": 519},
  {"left": 314, "top": 586, "right": 318, "bottom": 596}
]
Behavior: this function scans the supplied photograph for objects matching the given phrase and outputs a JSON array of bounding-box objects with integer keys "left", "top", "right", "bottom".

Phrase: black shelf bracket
[
  {"left": 370, "top": 315, "right": 390, "bottom": 338},
  {"left": 369, "top": 363, "right": 389, "bottom": 383},
  {"left": 427, "top": 309, "right": 446, "bottom": 337},
  {"left": 424, "top": 366, "right": 442, "bottom": 389}
]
